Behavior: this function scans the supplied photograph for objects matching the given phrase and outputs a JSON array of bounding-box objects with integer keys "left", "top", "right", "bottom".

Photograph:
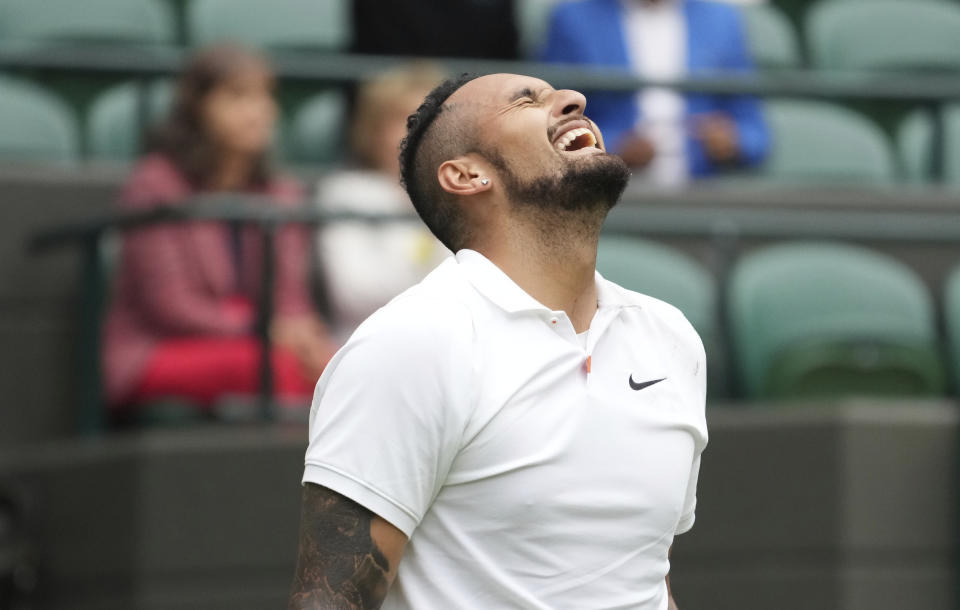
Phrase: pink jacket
[{"left": 102, "top": 154, "right": 315, "bottom": 405}]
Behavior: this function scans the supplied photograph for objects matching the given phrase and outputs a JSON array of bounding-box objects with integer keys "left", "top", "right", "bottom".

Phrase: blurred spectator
[
  {"left": 315, "top": 63, "right": 449, "bottom": 340},
  {"left": 103, "top": 44, "right": 337, "bottom": 412},
  {"left": 353, "top": 0, "right": 518, "bottom": 59},
  {"left": 542, "top": 0, "right": 769, "bottom": 186}
]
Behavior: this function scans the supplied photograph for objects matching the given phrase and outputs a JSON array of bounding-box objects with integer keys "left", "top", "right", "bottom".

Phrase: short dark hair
[{"left": 399, "top": 73, "right": 478, "bottom": 252}]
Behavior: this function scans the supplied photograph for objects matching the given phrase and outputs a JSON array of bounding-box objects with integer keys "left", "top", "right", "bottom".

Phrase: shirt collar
[{"left": 455, "top": 249, "right": 639, "bottom": 314}]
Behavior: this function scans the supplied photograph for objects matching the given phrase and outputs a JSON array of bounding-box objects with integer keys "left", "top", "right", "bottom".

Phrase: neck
[
  {"left": 211, "top": 151, "right": 255, "bottom": 191},
  {"left": 476, "top": 205, "right": 605, "bottom": 333}
]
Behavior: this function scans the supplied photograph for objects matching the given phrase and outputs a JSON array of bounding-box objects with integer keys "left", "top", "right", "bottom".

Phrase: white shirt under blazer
[{"left": 303, "top": 249, "right": 708, "bottom": 610}]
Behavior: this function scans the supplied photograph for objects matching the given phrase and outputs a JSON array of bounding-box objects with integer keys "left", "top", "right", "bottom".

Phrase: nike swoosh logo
[{"left": 629, "top": 375, "right": 666, "bottom": 391}]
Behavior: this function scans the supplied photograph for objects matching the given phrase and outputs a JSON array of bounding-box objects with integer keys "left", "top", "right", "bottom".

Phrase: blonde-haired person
[{"left": 316, "top": 63, "right": 450, "bottom": 340}]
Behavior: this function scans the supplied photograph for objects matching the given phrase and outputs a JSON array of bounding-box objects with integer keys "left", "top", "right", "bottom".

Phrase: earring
[{"left": 480, "top": 178, "right": 490, "bottom": 185}]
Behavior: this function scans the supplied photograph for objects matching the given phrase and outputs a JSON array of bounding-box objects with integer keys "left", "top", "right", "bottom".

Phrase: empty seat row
[
  {"left": 1, "top": 0, "right": 959, "bottom": 72},
  {"left": 596, "top": 236, "right": 960, "bottom": 401},
  {"left": 0, "top": 0, "right": 350, "bottom": 51},
  {"left": 0, "top": 74, "right": 346, "bottom": 165},
  {"left": 762, "top": 100, "right": 959, "bottom": 185}
]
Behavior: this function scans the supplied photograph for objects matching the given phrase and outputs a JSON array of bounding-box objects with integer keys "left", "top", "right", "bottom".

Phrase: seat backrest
[
  {"left": 188, "top": 0, "right": 351, "bottom": 51},
  {"left": 946, "top": 266, "right": 960, "bottom": 394},
  {"left": 896, "top": 104, "right": 960, "bottom": 185},
  {"left": 597, "top": 236, "right": 732, "bottom": 396},
  {"left": 807, "top": 0, "right": 960, "bottom": 71},
  {"left": 87, "top": 80, "right": 174, "bottom": 161},
  {"left": 283, "top": 90, "right": 347, "bottom": 165},
  {"left": 728, "top": 241, "right": 938, "bottom": 397},
  {"left": 596, "top": 236, "right": 715, "bottom": 339},
  {"left": 741, "top": 4, "right": 802, "bottom": 68},
  {"left": 0, "top": 74, "right": 78, "bottom": 162},
  {"left": 760, "top": 99, "right": 895, "bottom": 184},
  {"left": 0, "top": 0, "right": 174, "bottom": 44}
]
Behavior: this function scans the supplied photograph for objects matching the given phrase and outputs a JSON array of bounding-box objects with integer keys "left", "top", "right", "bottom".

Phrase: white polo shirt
[{"left": 303, "top": 249, "right": 708, "bottom": 610}]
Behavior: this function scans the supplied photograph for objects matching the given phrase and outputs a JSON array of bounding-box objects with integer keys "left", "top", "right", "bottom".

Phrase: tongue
[{"left": 566, "top": 133, "right": 593, "bottom": 152}]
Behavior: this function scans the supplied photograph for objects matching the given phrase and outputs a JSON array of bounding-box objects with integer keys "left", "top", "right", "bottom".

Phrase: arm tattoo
[{"left": 288, "top": 484, "right": 393, "bottom": 610}]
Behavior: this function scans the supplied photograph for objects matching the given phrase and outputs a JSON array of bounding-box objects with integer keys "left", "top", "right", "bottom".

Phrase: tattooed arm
[{"left": 288, "top": 483, "right": 408, "bottom": 610}]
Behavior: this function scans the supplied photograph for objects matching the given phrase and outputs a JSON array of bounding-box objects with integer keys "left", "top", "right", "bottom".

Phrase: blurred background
[{"left": 1, "top": 0, "right": 959, "bottom": 608}]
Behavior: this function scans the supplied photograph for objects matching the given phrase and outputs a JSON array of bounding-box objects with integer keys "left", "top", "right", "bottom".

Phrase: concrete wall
[
  {"left": 1, "top": 402, "right": 956, "bottom": 610},
  {"left": 673, "top": 402, "right": 958, "bottom": 610},
  {"left": 0, "top": 166, "right": 120, "bottom": 443}
]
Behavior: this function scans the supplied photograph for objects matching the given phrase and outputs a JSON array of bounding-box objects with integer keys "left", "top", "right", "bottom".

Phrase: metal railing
[
  {"left": 2, "top": 44, "right": 959, "bottom": 179},
  {"left": 27, "top": 191, "right": 960, "bottom": 433}
]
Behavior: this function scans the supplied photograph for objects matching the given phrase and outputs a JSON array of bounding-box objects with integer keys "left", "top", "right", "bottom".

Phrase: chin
[{"left": 559, "top": 152, "right": 631, "bottom": 211}]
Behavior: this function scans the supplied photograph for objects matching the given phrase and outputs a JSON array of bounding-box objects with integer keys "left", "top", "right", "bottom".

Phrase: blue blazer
[{"left": 541, "top": 0, "right": 769, "bottom": 176}]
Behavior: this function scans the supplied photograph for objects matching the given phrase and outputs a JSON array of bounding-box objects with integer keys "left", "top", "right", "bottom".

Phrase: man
[
  {"left": 289, "top": 73, "right": 708, "bottom": 610},
  {"left": 542, "top": 0, "right": 769, "bottom": 186}
]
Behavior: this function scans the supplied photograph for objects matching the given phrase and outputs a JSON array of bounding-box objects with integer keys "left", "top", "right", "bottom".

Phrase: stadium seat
[
  {"left": 807, "top": 0, "right": 960, "bottom": 71},
  {"left": 597, "top": 236, "right": 715, "bottom": 338},
  {"left": 0, "top": 0, "right": 175, "bottom": 46},
  {"left": 740, "top": 4, "right": 802, "bottom": 69},
  {"left": 945, "top": 265, "right": 960, "bottom": 393},
  {"left": 87, "top": 80, "right": 173, "bottom": 161},
  {"left": 596, "top": 236, "right": 728, "bottom": 397},
  {"left": 759, "top": 99, "right": 896, "bottom": 185},
  {"left": 0, "top": 74, "right": 78, "bottom": 163},
  {"left": 896, "top": 105, "right": 960, "bottom": 185},
  {"left": 283, "top": 90, "right": 347, "bottom": 165},
  {"left": 728, "top": 242, "right": 945, "bottom": 400},
  {"left": 187, "top": 0, "right": 351, "bottom": 51},
  {"left": 516, "top": 0, "right": 563, "bottom": 59}
]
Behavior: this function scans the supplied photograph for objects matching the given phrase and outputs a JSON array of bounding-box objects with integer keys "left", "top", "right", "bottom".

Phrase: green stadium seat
[
  {"left": 87, "top": 80, "right": 173, "bottom": 161},
  {"left": 0, "top": 0, "right": 174, "bottom": 45},
  {"left": 896, "top": 105, "right": 960, "bottom": 185},
  {"left": 728, "top": 242, "right": 945, "bottom": 400},
  {"left": 945, "top": 266, "right": 960, "bottom": 393},
  {"left": 807, "top": 0, "right": 960, "bottom": 71},
  {"left": 759, "top": 99, "right": 896, "bottom": 185},
  {"left": 596, "top": 236, "right": 727, "bottom": 397},
  {"left": 597, "top": 236, "right": 715, "bottom": 338},
  {"left": 741, "top": 4, "right": 802, "bottom": 69},
  {"left": 187, "top": 0, "right": 351, "bottom": 51},
  {"left": 0, "top": 74, "right": 78, "bottom": 163},
  {"left": 516, "top": 0, "right": 563, "bottom": 59},
  {"left": 283, "top": 90, "right": 347, "bottom": 165}
]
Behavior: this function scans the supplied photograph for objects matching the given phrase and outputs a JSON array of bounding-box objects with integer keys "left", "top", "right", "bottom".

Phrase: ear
[{"left": 437, "top": 157, "right": 492, "bottom": 197}]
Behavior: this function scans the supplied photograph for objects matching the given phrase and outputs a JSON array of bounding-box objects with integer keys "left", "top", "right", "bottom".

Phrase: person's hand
[
  {"left": 271, "top": 315, "right": 339, "bottom": 380},
  {"left": 616, "top": 133, "right": 656, "bottom": 168},
  {"left": 695, "top": 113, "right": 740, "bottom": 164}
]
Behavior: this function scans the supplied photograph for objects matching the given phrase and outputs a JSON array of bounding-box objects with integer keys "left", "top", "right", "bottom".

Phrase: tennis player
[{"left": 289, "top": 73, "right": 708, "bottom": 610}]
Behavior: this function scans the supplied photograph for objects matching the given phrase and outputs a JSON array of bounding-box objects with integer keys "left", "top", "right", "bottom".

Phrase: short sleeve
[
  {"left": 674, "top": 453, "right": 701, "bottom": 535},
  {"left": 302, "top": 295, "right": 475, "bottom": 537},
  {"left": 672, "top": 305, "right": 707, "bottom": 536}
]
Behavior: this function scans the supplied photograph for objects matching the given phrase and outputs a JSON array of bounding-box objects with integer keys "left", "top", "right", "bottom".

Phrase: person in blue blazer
[{"left": 541, "top": 0, "right": 769, "bottom": 181}]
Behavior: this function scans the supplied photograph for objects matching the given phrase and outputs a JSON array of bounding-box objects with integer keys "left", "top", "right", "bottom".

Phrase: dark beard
[{"left": 490, "top": 152, "right": 631, "bottom": 216}]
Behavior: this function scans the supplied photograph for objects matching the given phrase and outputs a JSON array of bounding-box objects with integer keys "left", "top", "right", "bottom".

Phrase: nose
[{"left": 551, "top": 89, "right": 587, "bottom": 118}]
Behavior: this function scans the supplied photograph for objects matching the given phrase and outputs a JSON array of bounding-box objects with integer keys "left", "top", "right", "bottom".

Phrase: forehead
[{"left": 448, "top": 73, "right": 554, "bottom": 110}]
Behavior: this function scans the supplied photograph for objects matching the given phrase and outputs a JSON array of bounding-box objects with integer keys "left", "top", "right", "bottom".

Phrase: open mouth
[{"left": 555, "top": 127, "right": 599, "bottom": 153}]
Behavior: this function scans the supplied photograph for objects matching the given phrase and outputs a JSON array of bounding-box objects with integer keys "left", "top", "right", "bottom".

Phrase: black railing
[{"left": 27, "top": 191, "right": 960, "bottom": 433}]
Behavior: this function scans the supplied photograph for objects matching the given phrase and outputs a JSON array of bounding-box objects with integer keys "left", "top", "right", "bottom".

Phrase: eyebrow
[{"left": 507, "top": 87, "right": 537, "bottom": 103}]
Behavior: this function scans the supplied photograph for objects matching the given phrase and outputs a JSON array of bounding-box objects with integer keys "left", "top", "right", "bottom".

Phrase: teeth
[{"left": 555, "top": 127, "right": 596, "bottom": 151}]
